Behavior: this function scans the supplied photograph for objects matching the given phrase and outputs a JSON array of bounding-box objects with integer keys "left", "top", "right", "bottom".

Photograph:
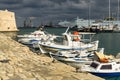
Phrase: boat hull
[
  {"left": 90, "top": 72, "right": 120, "bottom": 77},
  {"left": 50, "top": 52, "right": 93, "bottom": 68},
  {"left": 40, "top": 42, "right": 95, "bottom": 52},
  {"left": 41, "top": 44, "right": 87, "bottom": 51}
]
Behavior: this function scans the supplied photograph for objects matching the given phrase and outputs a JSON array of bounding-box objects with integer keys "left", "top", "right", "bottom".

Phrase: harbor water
[{"left": 18, "top": 27, "right": 120, "bottom": 80}]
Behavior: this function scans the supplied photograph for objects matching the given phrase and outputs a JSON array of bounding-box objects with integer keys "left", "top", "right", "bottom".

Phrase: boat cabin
[
  {"left": 62, "top": 31, "right": 81, "bottom": 46},
  {"left": 90, "top": 61, "right": 120, "bottom": 72}
]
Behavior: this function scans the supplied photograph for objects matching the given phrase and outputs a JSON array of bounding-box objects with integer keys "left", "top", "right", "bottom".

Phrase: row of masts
[
  {"left": 109, "top": 0, "right": 119, "bottom": 21},
  {"left": 87, "top": 0, "right": 120, "bottom": 27}
]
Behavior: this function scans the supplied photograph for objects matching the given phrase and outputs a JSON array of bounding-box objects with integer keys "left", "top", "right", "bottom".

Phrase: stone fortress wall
[
  {"left": 0, "top": 9, "right": 18, "bottom": 31},
  {"left": 0, "top": 9, "right": 18, "bottom": 38}
]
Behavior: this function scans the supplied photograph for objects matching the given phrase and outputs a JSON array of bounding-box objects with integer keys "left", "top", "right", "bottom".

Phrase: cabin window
[
  {"left": 90, "top": 62, "right": 99, "bottom": 69},
  {"left": 100, "top": 65, "right": 112, "bottom": 70},
  {"left": 54, "top": 37, "right": 63, "bottom": 43}
]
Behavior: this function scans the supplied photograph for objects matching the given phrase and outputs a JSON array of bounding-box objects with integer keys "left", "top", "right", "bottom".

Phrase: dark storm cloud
[
  {"left": 0, "top": 0, "right": 22, "bottom": 4},
  {"left": 0, "top": 0, "right": 119, "bottom": 26},
  {"left": 0, "top": 0, "right": 22, "bottom": 10}
]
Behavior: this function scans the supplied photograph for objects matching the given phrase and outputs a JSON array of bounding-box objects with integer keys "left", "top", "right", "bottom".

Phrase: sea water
[{"left": 18, "top": 27, "right": 120, "bottom": 80}]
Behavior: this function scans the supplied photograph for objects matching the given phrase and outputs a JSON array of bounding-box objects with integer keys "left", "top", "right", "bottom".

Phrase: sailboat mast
[
  {"left": 117, "top": 0, "right": 120, "bottom": 27},
  {"left": 109, "top": 0, "right": 111, "bottom": 20},
  {"left": 88, "top": 0, "right": 91, "bottom": 28},
  {"left": 108, "top": 0, "right": 111, "bottom": 28},
  {"left": 117, "top": 0, "right": 119, "bottom": 21}
]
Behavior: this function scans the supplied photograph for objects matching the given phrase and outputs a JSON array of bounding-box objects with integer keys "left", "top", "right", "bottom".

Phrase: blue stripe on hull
[
  {"left": 91, "top": 72, "right": 120, "bottom": 77},
  {"left": 22, "top": 43, "right": 34, "bottom": 47}
]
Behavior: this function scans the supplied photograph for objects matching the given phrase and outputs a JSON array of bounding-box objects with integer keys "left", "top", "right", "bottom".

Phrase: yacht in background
[{"left": 58, "top": 17, "right": 120, "bottom": 33}]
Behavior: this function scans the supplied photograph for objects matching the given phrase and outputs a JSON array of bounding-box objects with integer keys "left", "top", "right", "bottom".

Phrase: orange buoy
[
  {"left": 73, "top": 31, "right": 79, "bottom": 35},
  {"left": 100, "top": 58, "right": 109, "bottom": 63}
]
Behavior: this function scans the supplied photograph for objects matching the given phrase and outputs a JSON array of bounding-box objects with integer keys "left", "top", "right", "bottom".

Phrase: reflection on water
[
  {"left": 93, "top": 33, "right": 120, "bottom": 56},
  {"left": 104, "top": 76, "right": 120, "bottom": 80}
]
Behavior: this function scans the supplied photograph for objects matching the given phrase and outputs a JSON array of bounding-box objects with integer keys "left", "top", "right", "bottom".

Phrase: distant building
[{"left": 0, "top": 9, "right": 18, "bottom": 31}]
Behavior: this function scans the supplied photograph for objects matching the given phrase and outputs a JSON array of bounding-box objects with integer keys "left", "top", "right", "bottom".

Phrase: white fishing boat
[
  {"left": 49, "top": 50, "right": 93, "bottom": 68},
  {"left": 49, "top": 48, "right": 104, "bottom": 68},
  {"left": 80, "top": 51, "right": 119, "bottom": 77},
  {"left": 17, "top": 30, "right": 46, "bottom": 38},
  {"left": 49, "top": 50, "right": 94, "bottom": 61},
  {"left": 33, "top": 27, "right": 99, "bottom": 53},
  {"left": 17, "top": 28, "right": 56, "bottom": 46},
  {"left": 81, "top": 60, "right": 120, "bottom": 77}
]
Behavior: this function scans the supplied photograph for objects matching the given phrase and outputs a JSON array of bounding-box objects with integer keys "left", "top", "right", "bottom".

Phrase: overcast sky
[{"left": 0, "top": 0, "right": 119, "bottom": 27}]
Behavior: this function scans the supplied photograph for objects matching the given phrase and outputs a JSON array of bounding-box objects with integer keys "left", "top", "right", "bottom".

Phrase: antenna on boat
[{"left": 65, "top": 27, "right": 69, "bottom": 33}]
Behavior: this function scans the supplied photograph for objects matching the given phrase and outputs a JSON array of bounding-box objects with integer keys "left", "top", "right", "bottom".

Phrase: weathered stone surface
[
  {"left": 23, "top": 78, "right": 36, "bottom": 80},
  {"left": 0, "top": 33, "right": 104, "bottom": 80},
  {"left": 1, "top": 75, "right": 9, "bottom": 80}
]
